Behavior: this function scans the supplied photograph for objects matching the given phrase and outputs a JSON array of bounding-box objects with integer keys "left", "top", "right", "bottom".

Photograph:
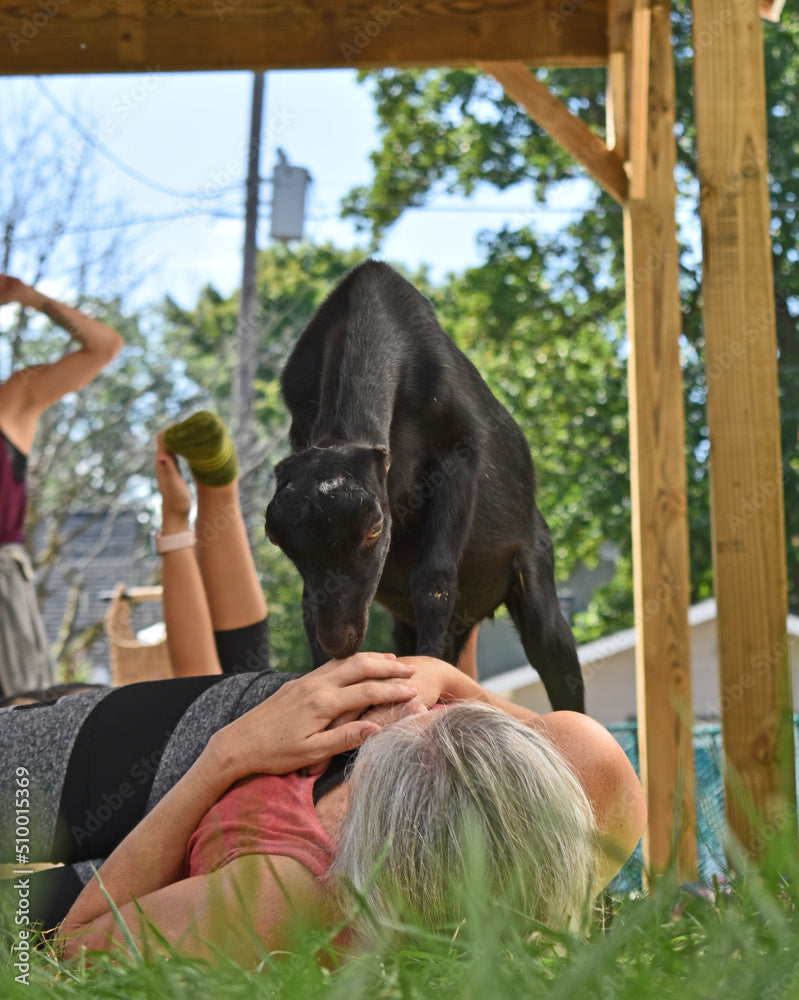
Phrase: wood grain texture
[
  {"left": 624, "top": 0, "right": 696, "bottom": 878},
  {"left": 0, "top": 0, "right": 609, "bottom": 74},
  {"left": 692, "top": 0, "right": 795, "bottom": 859},
  {"left": 627, "top": 0, "right": 650, "bottom": 199}
]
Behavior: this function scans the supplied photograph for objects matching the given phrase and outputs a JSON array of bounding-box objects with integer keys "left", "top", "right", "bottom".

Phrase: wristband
[{"left": 155, "top": 530, "right": 196, "bottom": 554}]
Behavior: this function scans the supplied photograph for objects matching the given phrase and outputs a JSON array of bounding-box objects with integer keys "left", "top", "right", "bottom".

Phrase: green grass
[{"left": 4, "top": 833, "right": 799, "bottom": 1000}]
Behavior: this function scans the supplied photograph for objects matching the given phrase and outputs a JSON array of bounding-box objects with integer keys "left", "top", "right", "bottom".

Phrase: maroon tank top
[{"left": 0, "top": 427, "right": 27, "bottom": 546}]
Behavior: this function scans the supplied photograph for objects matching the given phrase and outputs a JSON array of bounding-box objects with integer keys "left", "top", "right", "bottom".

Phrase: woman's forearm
[
  {"left": 59, "top": 739, "right": 234, "bottom": 941},
  {"left": 436, "top": 662, "right": 542, "bottom": 723},
  {"left": 18, "top": 285, "right": 123, "bottom": 359}
]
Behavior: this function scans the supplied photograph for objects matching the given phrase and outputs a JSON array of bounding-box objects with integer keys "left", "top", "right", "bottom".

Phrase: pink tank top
[
  {"left": 0, "top": 427, "right": 27, "bottom": 546},
  {"left": 185, "top": 771, "right": 338, "bottom": 881}
]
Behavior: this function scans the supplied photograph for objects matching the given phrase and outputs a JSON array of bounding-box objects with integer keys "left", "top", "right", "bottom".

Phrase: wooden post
[
  {"left": 621, "top": 0, "right": 697, "bottom": 879},
  {"left": 691, "top": 0, "right": 796, "bottom": 860},
  {"left": 233, "top": 71, "right": 265, "bottom": 546}
]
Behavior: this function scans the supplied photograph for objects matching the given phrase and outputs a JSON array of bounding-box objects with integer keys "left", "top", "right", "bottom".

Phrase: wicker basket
[{"left": 104, "top": 584, "right": 173, "bottom": 685}]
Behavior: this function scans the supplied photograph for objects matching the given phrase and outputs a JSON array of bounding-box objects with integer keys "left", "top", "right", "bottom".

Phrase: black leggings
[
  {"left": 2, "top": 676, "right": 227, "bottom": 932},
  {"left": 214, "top": 619, "right": 270, "bottom": 673},
  {"left": 56, "top": 617, "right": 269, "bottom": 853},
  {"left": 1, "top": 618, "right": 271, "bottom": 932},
  {"left": 0, "top": 618, "right": 270, "bottom": 707},
  {"left": 54, "top": 675, "right": 226, "bottom": 863}
]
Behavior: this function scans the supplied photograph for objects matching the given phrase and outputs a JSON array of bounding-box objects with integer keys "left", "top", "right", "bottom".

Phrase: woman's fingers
[
  {"left": 290, "top": 653, "right": 417, "bottom": 729},
  {"left": 321, "top": 677, "right": 418, "bottom": 728},
  {"left": 317, "top": 651, "right": 414, "bottom": 686},
  {"left": 313, "top": 720, "right": 381, "bottom": 761},
  {"left": 225, "top": 655, "right": 420, "bottom": 776},
  {"left": 360, "top": 698, "right": 430, "bottom": 728}
]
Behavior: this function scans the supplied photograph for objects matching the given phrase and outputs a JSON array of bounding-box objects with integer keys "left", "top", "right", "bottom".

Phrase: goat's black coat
[{"left": 265, "top": 260, "right": 584, "bottom": 712}]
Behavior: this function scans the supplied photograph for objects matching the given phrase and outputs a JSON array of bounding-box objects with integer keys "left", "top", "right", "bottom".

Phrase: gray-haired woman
[
  {"left": 1, "top": 413, "right": 645, "bottom": 965},
  {"left": 1, "top": 652, "right": 646, "bottom": 964}
]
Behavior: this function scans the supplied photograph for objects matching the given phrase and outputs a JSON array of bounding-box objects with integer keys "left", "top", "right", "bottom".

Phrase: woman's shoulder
[{"left": 539, "top": 711, "right": 647, "bottom": 848}]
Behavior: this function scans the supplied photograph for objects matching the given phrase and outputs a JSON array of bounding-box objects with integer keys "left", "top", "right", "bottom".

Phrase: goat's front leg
[{"left": 409, "top": 449, "right": 478, "bottom": 659}]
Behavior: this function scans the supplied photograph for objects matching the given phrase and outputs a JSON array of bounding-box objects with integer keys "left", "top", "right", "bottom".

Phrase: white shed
[{"left": 479, "top": 600, "right": 799, "bottom": 727}]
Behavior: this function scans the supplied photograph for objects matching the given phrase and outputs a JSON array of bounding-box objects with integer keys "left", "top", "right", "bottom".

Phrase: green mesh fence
[{"left": 606, "top": 716, "right": 799, "bottom": 891}]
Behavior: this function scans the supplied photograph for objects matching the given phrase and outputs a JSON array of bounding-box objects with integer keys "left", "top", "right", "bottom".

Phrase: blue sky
[{"left": 2, "top": 69, "right": 561, "bottom": 311}]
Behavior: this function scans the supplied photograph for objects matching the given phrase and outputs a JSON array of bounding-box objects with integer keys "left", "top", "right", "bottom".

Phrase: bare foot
[{"left": 156, "top": 431, "right": 193, "bottom": 531}]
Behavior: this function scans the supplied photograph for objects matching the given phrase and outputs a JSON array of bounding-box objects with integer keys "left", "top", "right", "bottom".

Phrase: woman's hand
[
  {"left": 205, "top": 653, "right": 418, "bottom": 785},
  {"left": 0, "top": 275, "right": 29, "bottom": 306},
  {"left": 358, "top": 656, "right": 471, "bottom": 727},
  {"left": 359, "top": 655, "right": 545, "bottom": 730}
]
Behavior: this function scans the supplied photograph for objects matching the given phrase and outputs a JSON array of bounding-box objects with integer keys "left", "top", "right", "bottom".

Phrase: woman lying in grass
[{"left": 0, "top": 413, "right": 646, "bottom": 966}]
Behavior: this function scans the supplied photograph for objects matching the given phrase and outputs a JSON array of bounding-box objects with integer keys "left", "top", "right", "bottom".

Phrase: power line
[
  {"left": 35, "top": 79, "right": 242, "bottom": 202},
  {"left": 10, "top": 207, "right": 244, "bottom": 243},
  {"left": 28, "top": 81, "right": 799, "bottom": 226}
]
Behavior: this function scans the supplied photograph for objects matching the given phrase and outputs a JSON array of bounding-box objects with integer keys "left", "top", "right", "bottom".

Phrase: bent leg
[
  {"left": 161, "top": 412, "right": 270, "bottom": 672},
  {"left": 162, "top": 412, "right": 268, "bottom": 634},
  {"left": 194, "top": 478, "right": 268, "bottom": 632},
  {"left": 156, "top": 434, "right": 221, "bottom": 676},
  {"left": 506, "top": 519, "right": 584, "bottom": 713}
]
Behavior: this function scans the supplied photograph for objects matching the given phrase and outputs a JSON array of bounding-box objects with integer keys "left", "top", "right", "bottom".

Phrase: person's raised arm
[{"left": 0, "top": 275, "right": 124, "bottom": 452}]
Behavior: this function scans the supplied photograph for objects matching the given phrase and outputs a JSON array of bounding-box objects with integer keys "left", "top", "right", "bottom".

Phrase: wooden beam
[
  {"left": 480, "top": 61, "right": 628, "bottom": 205},
  {"left": 691, "top": 0, "right": 796, "bottom": 861},
  {"left": 623, "top": 0, "right": 696, "bottom": 879},
  {"left": 606, "top": 0, "right": 633, "bottom": 166},
  {"left": 0, "top": 0, "right": 609, "bottom": 75},
  {"left": 628, "top": 0, "right": 651, "bottom": 200},
  {"left": 606, "top": 50, "right": 629, "bottom": 162}
]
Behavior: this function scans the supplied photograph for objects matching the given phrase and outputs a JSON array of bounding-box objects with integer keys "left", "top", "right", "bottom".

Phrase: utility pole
[{"left": 233, "top": 71, "right": 265, "bottom": 541}]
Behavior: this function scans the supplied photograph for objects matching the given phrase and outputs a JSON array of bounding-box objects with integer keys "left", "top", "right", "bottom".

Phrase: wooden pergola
[{"left": 1, "top": 0, "right": 793, "bottom": 877}]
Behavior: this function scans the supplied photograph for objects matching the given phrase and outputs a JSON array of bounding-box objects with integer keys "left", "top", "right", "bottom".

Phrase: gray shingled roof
[{"left": 34, "top": 508, "right": 162, "bottom": 681}]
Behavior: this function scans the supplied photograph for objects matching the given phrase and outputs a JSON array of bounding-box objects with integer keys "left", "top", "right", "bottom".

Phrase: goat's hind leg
[{"left": 505, "top": 513, "right": 584, "bottom": 712}]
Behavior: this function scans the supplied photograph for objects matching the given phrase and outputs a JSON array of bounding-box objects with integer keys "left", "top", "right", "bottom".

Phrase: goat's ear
[{"left": 372, "top": 445, "right": 390, "bottom": 478}]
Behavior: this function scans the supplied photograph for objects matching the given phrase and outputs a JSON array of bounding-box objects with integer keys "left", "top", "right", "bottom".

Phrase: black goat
[{"left": 265, "top": 260, "right": 583, "bottom": 712}]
